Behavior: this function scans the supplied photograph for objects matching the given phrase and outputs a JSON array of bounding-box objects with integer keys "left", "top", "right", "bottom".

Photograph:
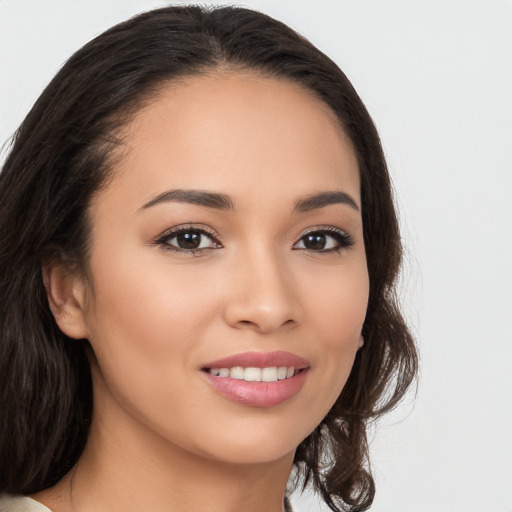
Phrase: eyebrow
[
  {"left": 140, "top": 189, "right": 235, "bottom": 211},
  {"left": 140, "top": 189, "right": 359, "bottom": 213},
  {"left": 293, "top": 191, "right": 359, "bottom": 213}
]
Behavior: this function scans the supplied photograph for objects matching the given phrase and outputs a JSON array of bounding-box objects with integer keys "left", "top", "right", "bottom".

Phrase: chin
[
  {"left": 204, "top": 440, "right": 297, "bottom": 467},
  {"left": 179, "top": 414, "right": 315, "bottom": 467}
]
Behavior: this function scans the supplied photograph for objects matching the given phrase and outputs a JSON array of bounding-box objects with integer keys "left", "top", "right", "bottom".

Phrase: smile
[
  {"left": 206, "top": 366, "right": 297, "bottom": 382},
  {"left": 201, "top": 351, "right": 310, "bottom": 407}
]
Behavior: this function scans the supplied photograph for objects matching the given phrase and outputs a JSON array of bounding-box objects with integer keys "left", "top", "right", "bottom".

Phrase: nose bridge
[{"left": 224, "top": 240, "right": 299, "bottom": 332}]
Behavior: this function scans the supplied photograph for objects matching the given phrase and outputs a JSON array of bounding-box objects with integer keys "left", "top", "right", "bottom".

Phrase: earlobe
[{"left": 42, "top": 260, "right": 89, "bottom": 340}]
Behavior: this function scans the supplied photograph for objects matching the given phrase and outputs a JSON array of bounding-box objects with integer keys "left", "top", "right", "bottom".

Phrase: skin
[{"left": 36, "top": 72, "right": 369, "bottom": 512}]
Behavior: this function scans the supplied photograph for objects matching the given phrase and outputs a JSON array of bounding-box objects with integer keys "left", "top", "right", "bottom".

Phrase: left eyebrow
[
  {"left": 140, "top": 189, "right": 235, "bottom": 211},
  {"left": 293, "top": 191, "right": 360, "bottom": 213}
]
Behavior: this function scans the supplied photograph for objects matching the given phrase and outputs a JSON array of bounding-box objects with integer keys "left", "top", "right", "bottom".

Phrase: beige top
[
  {"left": 0, "top": 494, "right": 293, "bottom": 511},
  {"left": 0, "top": 496, "right": 52, "bottom": 512}
]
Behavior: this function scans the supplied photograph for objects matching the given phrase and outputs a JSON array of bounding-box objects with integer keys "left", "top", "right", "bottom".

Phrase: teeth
[
  {"left": 261, "top": 367, "right": 278, "bottom": 382},
  {"left": 244, "top": 367, "right": 261, "bottom": 381},
  {"left": 209, "top": 366, "right": 297, "bottom": 382},
  {"left": 230, "top": 366, "right": 244, "bottom": 379},
  {"left": 277, "top": 366, "right": 288, "bottom": 380}
]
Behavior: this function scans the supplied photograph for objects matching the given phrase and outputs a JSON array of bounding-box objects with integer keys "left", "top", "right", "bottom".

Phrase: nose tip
[{"left": 223, "top": 259, "right": 299, "bottom": 334}]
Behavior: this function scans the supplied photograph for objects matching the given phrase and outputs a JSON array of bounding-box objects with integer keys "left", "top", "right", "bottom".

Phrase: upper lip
[{"left": 202, "top": 351, "right": 310, "bottom": 370}]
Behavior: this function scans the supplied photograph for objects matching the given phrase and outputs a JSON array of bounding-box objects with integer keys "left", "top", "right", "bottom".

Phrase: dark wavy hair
[{"left": 0, "top": 5, "right": 417, "bottom": 511}]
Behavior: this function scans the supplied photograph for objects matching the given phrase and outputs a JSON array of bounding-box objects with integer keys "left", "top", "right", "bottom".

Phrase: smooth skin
[{"left": 36, "top": 72, "right": 369, "bottom": 512}]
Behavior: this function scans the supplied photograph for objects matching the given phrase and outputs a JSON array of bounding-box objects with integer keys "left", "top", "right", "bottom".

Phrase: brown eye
[
  {"left": 157, "top": 227, "right": 221, "bottom": 253},
  {"left": 303, "top": 234, "right": 327, "bottom": 250},
  {"left": 293, "top": 228, "right": 354, "bottom": 253},
  {"left": 175, "top": 231, "right": 202, "bottom": 249}
]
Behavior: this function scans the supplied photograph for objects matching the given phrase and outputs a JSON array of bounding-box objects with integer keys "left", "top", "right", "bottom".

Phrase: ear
[
  {"left": 42, "top": 259, "right": 89, "bottom": 340},
  {"left": 358, "top": 334, "right": 365, "bottom": 349}
]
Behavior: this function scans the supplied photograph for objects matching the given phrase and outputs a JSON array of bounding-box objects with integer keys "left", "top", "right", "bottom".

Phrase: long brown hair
[{"left": 0, "top": 6, "right": 417, "bottom": 511}]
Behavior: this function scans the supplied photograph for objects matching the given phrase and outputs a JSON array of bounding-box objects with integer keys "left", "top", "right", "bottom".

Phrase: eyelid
[
  {"left": 298, "top": 225, "right": 348, "bottom": 237},
  {"left": 154, "top": 224, "right": 223, "bottom": 252},
  {"left": 293, "top": 225, "right": 354, "bottom": 252}
]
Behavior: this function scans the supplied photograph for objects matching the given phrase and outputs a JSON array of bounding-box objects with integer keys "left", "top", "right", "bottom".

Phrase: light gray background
[{"left": 1, "top": 1, "right": 511, "bottom": 511}]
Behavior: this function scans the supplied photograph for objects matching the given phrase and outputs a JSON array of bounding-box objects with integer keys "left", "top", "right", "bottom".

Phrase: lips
[
  {"left": 201, "top": 351, "right": 310, "bottom": 407},
  {"left": 202, "top": 350, "right": 309, "bottom": 370}
]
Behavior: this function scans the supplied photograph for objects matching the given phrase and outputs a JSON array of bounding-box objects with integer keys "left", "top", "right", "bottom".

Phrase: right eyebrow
[
  {"left": 293, "top": 190, "right": 360, "bottom": 213},
  {"left": 139, "top": 189, "right": 235, "bottom": 211}
]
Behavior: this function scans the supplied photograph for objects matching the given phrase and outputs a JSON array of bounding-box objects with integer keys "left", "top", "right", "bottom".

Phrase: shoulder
[{"left": 0, "top": 496, "right": 53, "bottom": 512}]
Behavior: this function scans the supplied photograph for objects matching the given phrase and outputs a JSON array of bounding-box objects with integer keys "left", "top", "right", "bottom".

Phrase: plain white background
[{"left": 1, "top": 1, "right": 511, "bottom": 511}]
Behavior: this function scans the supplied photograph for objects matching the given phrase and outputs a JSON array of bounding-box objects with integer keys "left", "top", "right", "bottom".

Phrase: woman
[{"left": 0, "top": 5, "right": 417, "bottom": 512}]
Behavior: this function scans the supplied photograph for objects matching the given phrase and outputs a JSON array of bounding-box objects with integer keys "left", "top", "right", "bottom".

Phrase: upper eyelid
[
  {"left": 295, "top": 225, "right": 351, "bottom": 242},
  {"left": 299, "top": 225, "right": 347, "bottom": 235},
  {"left": 156, "top": 224, "right": 222, "bottom": 243},
  {"left": 293, "top": 226, "right": 354, "bottom": 251}
]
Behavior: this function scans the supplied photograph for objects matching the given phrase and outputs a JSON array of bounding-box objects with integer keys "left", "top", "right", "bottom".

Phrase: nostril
[
  {"left": 223, "top": 293, "right": 299, "bottom": 333},
  {"left": 232, "top": 318, "right": 296, "bottom": 334}
]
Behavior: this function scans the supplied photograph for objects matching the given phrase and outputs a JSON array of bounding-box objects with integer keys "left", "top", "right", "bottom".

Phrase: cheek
[
  {"left": 292, "top": 256, "right": 369, "bottom": 425},
  {"left": 82, "top": 246, "right": 223, "bottom": 381},
  {"left": 81, "top": 251, "right": 225, "bottom": 443},
  {"left": 303, "top": 256, "right": 369, "bottom": 341}
]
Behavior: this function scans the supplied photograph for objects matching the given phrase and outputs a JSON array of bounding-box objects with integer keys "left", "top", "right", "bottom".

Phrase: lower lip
[{"left": 202, "top": 369, "right": 309, "bottom": 408}]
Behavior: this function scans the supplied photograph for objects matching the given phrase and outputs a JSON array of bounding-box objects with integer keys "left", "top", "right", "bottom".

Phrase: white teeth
[
  {"left": 230, "top": 366, "right": 244, "bottom": 379},
  {"left": 244, "top": 367, "right": 261, "bottom": 381},
  {"left": 261, "top": 367, "right": 278, "bottom": 382},
  {"left": 209, "top": 366, "right": 298, "bottom": 382},
  {"left": 277, "top": 366, "right": 288, "bottom": 380}
]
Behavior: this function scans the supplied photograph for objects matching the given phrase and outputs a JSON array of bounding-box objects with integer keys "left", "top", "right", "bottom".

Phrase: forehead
[{"left": 98, "top": 72, "right": 360, "bottom": 210}]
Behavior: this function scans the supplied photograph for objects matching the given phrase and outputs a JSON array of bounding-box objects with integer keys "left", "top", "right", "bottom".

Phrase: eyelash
[
  {"left": 155, "top": 225, "right": 354, "bottom": 255},
  {"left": 295, "top": 226, "right": 354, "bottom": 253},
  {"left": 155, "top": 225, "right": 222, "bottom": 255}
]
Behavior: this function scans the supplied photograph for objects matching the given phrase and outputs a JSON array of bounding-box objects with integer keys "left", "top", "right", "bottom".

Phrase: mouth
[
  {"left": 201, "top": 351, "right": 310, "bottom": 407},
  {"left": 203, "top": 366, "right": 303, "bottom": 382}
]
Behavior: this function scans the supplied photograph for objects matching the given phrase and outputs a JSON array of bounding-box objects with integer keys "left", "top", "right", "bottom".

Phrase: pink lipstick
[{"left": 201, "top": 351, "right": 310, "bottom": 407}]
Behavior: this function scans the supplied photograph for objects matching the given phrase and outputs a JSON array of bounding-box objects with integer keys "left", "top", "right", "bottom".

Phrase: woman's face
[{"left": 77, "top": 72, "right": 369, "bottom": 465}]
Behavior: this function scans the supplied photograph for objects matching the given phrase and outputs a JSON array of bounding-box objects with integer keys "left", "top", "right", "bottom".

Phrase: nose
[{"left": 223, "top": 249, "right": 300, "bottom": 334}]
